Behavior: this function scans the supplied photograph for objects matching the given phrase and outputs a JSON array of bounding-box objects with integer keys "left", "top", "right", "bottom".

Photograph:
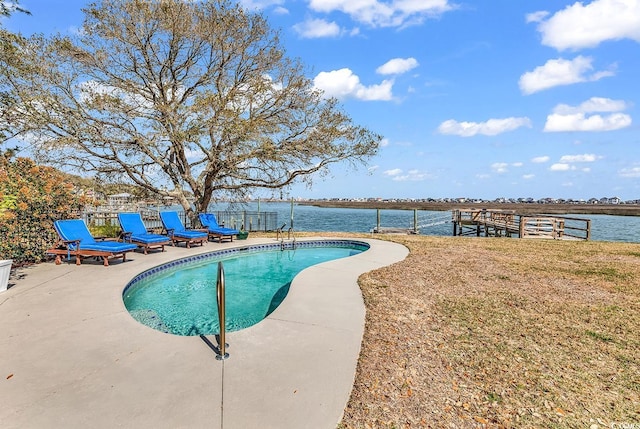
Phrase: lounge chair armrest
[
  {"left": 94, "top": 236, "right": 107, "bottom": 241},
  {"left": 120, "top": 231, "right": 133, "bottom": 242},
  {"left": 165, "top": 227, "right": 175, "bottom": 237},
  {"left": 59, "top": 239, "right": 82, "bottom": 248},
  {"left": 61, "top": 239, "right": 80, "bottom": 244}
]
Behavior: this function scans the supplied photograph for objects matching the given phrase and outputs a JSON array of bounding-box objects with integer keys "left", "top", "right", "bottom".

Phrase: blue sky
[{"left": 3, "top": 0, "right": 640, "bottom": 201}]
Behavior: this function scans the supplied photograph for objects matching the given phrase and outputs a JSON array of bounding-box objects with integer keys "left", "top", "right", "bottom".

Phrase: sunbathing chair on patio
[
  {"left": 198, "top": 213, "right": 240, "bottom": 242},
  {"left": 159, "top": 211, "right": 208, "bottom": 248},
  {"left": 48, "top": 219, "right": 138, "bottom": 266},
  {"left": 117, "top": 212, "right": 171, "bottom": 254}
]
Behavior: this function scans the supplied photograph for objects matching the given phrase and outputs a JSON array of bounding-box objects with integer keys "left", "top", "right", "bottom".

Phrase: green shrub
[
  {"left": 88, "top": 222, "right": 122, "bottom": 238},
  {"left": 0, "top": 154, "right": 86, "bottom": 264}
]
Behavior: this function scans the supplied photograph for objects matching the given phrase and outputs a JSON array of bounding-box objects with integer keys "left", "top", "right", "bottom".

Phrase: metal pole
[
  {"left": 452, "top": 210, "right": 456, "bottom": 236},
  {"left": 290, "top": 197, "right": 294, "bottom": 230},
  {"left": 376, "top": 209, "right": 380, "bottom": 232},
  {"left": 257, "top": 197, "right": 261, "bottom": 231},
  {"left": 216, "top": 261, "right": 229, "bottom": 360}
]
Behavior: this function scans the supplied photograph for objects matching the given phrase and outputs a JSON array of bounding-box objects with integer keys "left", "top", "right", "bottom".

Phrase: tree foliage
[
  {"left": 0, "top": 154, "right": 86, "bottom": 264},
  {"left": 0, "top": 0, "right": 30, "bottom": 18},
  {"left": 0, "top": 0, "right": 380, "bottom": 220}
]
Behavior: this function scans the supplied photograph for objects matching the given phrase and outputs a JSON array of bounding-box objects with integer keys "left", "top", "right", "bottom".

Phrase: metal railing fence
[{"left": 82, "top": 208, "right": 279, "bottom": 232}]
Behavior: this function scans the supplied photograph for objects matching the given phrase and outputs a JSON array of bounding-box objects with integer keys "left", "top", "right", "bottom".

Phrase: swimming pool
[{"left": 123, "top": 240, "right": 369, "bottom": 336}]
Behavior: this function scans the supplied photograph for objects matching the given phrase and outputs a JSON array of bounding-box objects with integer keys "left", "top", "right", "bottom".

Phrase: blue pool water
[{"left": 123, "top": 240, "right": 369, "bottom": 336}]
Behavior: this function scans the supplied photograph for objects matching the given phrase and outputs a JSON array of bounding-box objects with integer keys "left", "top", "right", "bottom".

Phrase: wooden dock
[{"left": 452, "top": 209, "right": 591, "bottom": 240}]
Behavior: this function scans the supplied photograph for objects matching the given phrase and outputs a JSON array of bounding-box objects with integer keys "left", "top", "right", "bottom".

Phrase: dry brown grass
[{"left": 335, "top": 234, "right": 640, "bottom": 429}]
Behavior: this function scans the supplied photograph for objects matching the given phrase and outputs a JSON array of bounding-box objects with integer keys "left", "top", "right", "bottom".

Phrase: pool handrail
[{"left": 215, "top": 261, "right": 229, "bottom": 361}]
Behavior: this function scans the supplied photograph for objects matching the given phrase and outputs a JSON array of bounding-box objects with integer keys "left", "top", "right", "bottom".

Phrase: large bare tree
[{"left": 0, "top": 0, "right": 380, "bottom": 219}]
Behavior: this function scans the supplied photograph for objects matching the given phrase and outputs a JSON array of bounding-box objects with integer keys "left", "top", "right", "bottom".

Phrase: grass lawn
[{"left": 331, "top": 234, "right": 639, "bottom": 428}]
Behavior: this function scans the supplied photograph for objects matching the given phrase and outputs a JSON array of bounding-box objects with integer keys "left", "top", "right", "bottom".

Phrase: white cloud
[
  {"left": 559, "top": 154, "right": 598, "bottom": 163},
  {"left": 356, "top": 80, "right": 394, "bottom": 101},
  {"left": 548, "top": 154, "right": 598, "bottom": 174},
  {"left": 553, "top": 97, "right": 630, "bottom": 115},
  {"left": 525, "top": 11, "right": 549, "bottom": 24},
  {"left": 78, "top": 80, "right": 157, "bottom": 112},
  {"left": 313, "top": 68, "right": 394, "bottom": 101},
  {"left": 273, "top": 6, "right": 289, "bottom": 15},
  {"left": 293, "top": 18, "right": 341, "bottom": 38},
  {"left": 183, "top": 146, "right": 207, "bottom": 162},
  {"left": 544, "top": 97, "right": 632, "bottom": 132},
  {"left": 519, "top": 56, "right": 614, "bottom": 95},
  {"left": 488, "top": 161, "right": 523, "bottom": 174},
  {"left": 522, "top": 174, "right": 535, "bottom": 180},
  {"left": 619, "top": 167, "right": 640, "bottom": 178},
  {"left": 544, "top": 113, "right": 631, "bottom": 132},
  {"left": 308, "top": 0, "right": 454, "bottom": 28},
  {"left": 239, "top": 0, "right": 285, "bottom": 10},
  {"left": 382, "top": 168, "right": 430, "bottom": 181},
  {"left": 491, "top": 162, "right": 509, "bottom": 173},
  {"left": 437, "top": 117, "right": 532, "bottom": 137},
  {"left": 376, "top": 58, "right": 419, "bottom": 75},
  {"left": 532, "top": 156, "right": 550, "bottom": 163},
  {"left": 533, "top": 0, "right": 640, "bottom": 51},
  {"left": 68, "top": 26, "right": 86, "bottom": 36},
  {"left": 383, "top": 168, "right": 403, "bottom": 177},
  {"left": 550, "top": 163, "right": 571, "bottom": 171},
  {"left": 379, "top": 138, "right": 390, "bottom": 147}
]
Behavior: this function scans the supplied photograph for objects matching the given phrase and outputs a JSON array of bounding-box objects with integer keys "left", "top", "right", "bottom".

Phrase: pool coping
[{"left": 0, "top": 237, "right": 408, "bottom": 429}]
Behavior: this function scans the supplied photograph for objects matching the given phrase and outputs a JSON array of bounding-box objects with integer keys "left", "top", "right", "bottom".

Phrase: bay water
[{"left": 210, "top": 201, "right": 640, "bottom": 243}]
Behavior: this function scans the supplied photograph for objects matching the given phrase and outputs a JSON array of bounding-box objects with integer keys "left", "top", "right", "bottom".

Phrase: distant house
[
  {"left": 108, "top": 193, "right": 134, "bottom": 208},
  {"left": 598, "top": 197, "right": 621, "bottom": 205}
]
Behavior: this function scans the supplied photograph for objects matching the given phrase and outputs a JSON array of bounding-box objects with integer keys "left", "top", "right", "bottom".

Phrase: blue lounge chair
[
  {"left": 159, "top": 211, "right": 208, "bottom": 248},
  {"left": 198, "top": 213, "right": 239, "bottom": 242},
  {"left": 117, "top": 212, "right": 171, "bottom": 254},
  {"left": 48, "top": 219, "right": 138, "bottom": 266}
]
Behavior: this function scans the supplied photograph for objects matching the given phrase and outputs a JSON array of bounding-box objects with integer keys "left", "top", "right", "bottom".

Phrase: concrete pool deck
[{"left": 0, "top": 237, "right": 408, "bottom": 429}]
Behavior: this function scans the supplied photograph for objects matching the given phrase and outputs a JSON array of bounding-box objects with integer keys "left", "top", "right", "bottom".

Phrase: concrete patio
[{"left": 0, "top": 237, "right": 407, "bottom": 429}]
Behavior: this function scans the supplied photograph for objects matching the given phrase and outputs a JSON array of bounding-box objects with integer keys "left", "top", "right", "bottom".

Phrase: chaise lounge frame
[
  {"left": 117, "top": 212, "right": 171, "bottom": 255},
  {"left": 159, "top": 211, "right": 208, "bottom": 249},
  {"left": 47, "top": 219, "right": 138, "bottom": 267},
  {"left": 47, "top": 239, "right": 132, "bottom": 267},
  {"left": 198, "top": 213, "right": 239, "bottom": 243}
]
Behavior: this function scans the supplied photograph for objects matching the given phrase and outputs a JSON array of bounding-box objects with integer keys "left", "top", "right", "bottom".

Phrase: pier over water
[{"left": 452, "top": 209, "right": 591, "bottom": 240}]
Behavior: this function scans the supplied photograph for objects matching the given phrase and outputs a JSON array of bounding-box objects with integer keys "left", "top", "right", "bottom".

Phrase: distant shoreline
[{"left": 298, "top": 200, "right": 640, "bottom": 217}]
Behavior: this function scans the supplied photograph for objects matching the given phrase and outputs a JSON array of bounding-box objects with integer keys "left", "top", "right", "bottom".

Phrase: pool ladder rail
[
  {"left": 276, "top": 223, "right": 297, "bottom": 250},
  {"left": 215, "top": 261, "right": 229, "bottom": 360}
]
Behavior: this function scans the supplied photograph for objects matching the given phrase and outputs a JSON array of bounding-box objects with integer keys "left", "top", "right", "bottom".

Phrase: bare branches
[{"left": 0, "top": 0, "right": 30, "bottom": 17}]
